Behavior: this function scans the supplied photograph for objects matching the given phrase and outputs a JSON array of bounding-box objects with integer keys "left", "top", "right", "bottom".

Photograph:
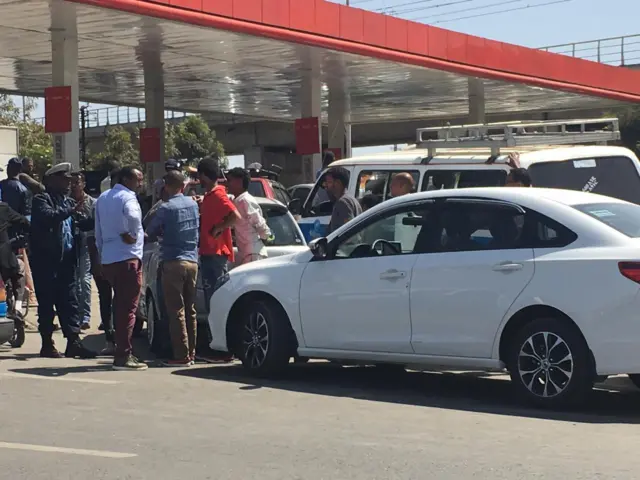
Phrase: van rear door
[{"left": 528, "top": 156, "right": 640, "bottom": 205}]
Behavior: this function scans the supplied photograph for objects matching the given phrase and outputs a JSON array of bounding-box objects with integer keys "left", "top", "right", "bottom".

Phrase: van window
[
  {"left": 421, "top": 170, "right": 507, "bottom": 191},
  {"left": 528, "top": 156, "right": 640, "bottom": 205},
  {"left": 355, "top": 170, "right": 420, "bottom": 202}
]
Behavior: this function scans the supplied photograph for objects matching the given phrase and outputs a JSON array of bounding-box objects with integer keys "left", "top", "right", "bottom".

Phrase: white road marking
[
  {"left": 0, "top": 442, "right": 137, "bottom": 458},
  {"left": 0, "top": 372, "right": 120, "bottom": 385}
]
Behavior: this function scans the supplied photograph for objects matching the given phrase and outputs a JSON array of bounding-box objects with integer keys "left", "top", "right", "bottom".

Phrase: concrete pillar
[
  {"left": 468, "top": 78, "right": 486, "bottom": 124},
  {"left": 300, "top": 53, "right": 322, "bottom": 182},
  {"left": 244, "top": 146, "right": 264, "bottom": 167},
  {"left": 328, "top": 88, "right": 351, "bottom": 159},
  {"left": 50, "top": 0, "right": 80, "bottom": 169},
  {"left": 141, "top": 26, "right": 165, "bottom": 188}
]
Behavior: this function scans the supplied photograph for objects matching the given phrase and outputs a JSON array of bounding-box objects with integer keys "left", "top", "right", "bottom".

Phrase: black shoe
[
  {"left": 65, "top": 340, "right": 98, "bottom": 359},
  {"left": 98, "top": 323, "right": 105, "bottom": 331},
  {"left": 40, "top": 343, "right": 62, "bottom": 359}
]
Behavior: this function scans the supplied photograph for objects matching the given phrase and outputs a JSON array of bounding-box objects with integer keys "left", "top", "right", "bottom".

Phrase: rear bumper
[{"left": 0, "top": 317, "right": 13, "bottom": 345}]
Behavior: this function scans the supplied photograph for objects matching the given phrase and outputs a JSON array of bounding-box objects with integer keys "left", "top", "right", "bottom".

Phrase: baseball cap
[{"left": 165, "top": 159, "right": 181, "bottom": 171}]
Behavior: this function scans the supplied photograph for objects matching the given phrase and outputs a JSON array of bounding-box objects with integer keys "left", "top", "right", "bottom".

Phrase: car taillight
[{"left": 619, "top": 262, "right": 640, "bottom": 284}]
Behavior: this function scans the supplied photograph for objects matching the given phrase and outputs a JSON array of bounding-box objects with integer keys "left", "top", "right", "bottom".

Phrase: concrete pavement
[{"left": 1, "top": 319, "right": 640, "bottom": 479}]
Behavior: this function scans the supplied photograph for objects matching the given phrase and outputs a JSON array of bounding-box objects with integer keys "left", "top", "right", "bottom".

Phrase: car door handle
[
  {"left": 492, "top": 262, "right": 523, "bottom": 272},
  {"left": 379, "top": 269, "right": 407, "bottom": 280}
]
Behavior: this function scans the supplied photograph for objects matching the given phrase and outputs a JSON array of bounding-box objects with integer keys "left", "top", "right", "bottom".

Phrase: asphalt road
[{"left": 2, "top": 320, "right": 640, "bottom": 479}]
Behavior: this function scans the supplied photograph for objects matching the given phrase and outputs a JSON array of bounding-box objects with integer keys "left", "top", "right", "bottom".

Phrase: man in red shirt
[{"left": 196, "top": 156, "right": 241, "bottom": 362}]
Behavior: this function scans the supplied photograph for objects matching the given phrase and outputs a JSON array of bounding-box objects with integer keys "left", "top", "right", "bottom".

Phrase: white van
[{"left": 296, "top": 118, "right": 640, "bottom": 242}]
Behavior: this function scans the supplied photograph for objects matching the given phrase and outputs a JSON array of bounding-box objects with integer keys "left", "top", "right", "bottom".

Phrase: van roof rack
[{"left": 416, "top": 118, "right": 620, "bottom": 158}]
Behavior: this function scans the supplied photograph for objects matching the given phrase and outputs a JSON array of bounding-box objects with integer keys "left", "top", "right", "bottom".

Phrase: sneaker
[
  {"left": 65, "top": 340, "right": 98, "bottom": 359},
  {"left": 98, "top": 323, "right": 105, "bottom": 331},
  {"left": 40, "top": 344, "right": 63, "bottom": 359},
  {"left": 81, "top": 323, "right": 90, "bottom": 331},
  {"left": 162, "top": 358, "right": 192, "bottom": 368},
  {"left": 113, "top": 355, "right": 148, "bottom": 371},
  {"left": 100, "top": 342, "right": 116, "bottom": 356}
]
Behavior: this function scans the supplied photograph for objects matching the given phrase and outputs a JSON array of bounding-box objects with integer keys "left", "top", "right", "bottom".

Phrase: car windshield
[
  {"left": 573, "top": 202, "right": 640, "bottom": 237},
  {"left": 263, "top": 206, "right": 304, "bottom": 246}
]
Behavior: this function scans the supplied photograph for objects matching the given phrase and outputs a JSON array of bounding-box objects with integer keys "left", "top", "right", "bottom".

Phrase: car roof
[
  {"left": 328, "top": 145, "right": 636, "bottom": 168},
  {"left": 383, "top": 187, "right": 628, "bottom": 209}
]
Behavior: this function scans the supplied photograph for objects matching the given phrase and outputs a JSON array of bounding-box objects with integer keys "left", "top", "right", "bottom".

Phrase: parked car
[
  {"left": 206, "top": 186, "right": 640, "bottom": 408},
  {"left": 137, "top": 196, "right": 307, "bottom": 354},
  {"left": 287, "top": 184, "right": 313, "bottom": 204},
  {"left": 184, "top": 177, "right": 291, "bottom": 205}
]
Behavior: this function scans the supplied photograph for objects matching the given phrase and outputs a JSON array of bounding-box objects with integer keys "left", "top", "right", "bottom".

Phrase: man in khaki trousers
[{"left": 145, "top": 171, "right": 200, "bottom": 367}]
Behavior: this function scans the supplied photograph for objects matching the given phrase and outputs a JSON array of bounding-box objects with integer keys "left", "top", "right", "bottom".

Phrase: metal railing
[
  {"left": 541, "top": 34, "right": 640, "bottom": 67},
  {"left": 34, "top": 106, "right": 189, "bottom": 128}
]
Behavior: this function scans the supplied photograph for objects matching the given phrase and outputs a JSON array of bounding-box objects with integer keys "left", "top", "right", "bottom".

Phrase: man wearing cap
[{"left": 30, "top": 162, "right": 97, "bottom": 359}]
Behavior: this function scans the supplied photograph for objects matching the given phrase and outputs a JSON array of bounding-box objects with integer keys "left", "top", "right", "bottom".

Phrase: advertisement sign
[
  {"left": 295, "top": 117, "right": 320, "bottom": 156},
  {"left": 44, "top": 86, "right": 72, "bottom": 134},
  {"left": 140, "top": 128, "right": 161, "bottom": 164}
]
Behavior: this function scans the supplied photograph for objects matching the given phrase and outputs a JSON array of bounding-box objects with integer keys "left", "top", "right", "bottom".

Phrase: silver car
[{"left": 137, "top": 196, "right": 307, "bottom": 354}]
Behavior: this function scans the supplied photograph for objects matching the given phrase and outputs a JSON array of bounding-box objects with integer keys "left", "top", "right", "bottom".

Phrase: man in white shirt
[{"left": 226, "top": 168, "right": 273, "bottom": 264}]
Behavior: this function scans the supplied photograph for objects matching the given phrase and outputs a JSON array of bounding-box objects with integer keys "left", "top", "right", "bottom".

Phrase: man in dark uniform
[{"left": 30, "top": 162, "right": 96, "bottom": 359}]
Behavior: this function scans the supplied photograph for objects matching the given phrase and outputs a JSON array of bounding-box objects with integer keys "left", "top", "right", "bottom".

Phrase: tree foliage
[
  {"left": 171, "top": 115, "right": 227, "bottom": 167},
  {"left": 617, "top": 107, "right": 640, "bottom": 155},
  {"left": 0, "top": 94, "right": 52, "bottom": 175},
  {"left": 90, "top": 125, "right": 139, "bottom": 170}
]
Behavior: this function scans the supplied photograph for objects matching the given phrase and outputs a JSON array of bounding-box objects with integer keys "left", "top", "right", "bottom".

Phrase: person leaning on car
[
  {"left": 146, "top": 170, "right": 200, "bottom": 367},
  {"left": 325, "top": 166, "right": 362, "bottom": 234}
]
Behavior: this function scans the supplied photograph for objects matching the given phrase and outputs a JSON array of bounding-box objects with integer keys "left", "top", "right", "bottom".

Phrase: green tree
[
  {"left": 90, "top": 125, "right": 139, "bottom": 170},
  {"left": 172, "top": 115, "right": 226, "bottom": 167},
  {"left": 0, "top": 94, "right": 53, "bottom": 174},
  {"left": 617, "top": 107, "right": 640, "bottom": 155}
]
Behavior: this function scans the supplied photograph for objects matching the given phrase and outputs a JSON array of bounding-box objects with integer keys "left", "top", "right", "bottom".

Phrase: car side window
[
  {"left": 434, "top": 201, "right": 526, "bottom": 253},
  {"left": 272, "top": 183, "right": 291, "bottom": 204},
  {"left": 331, "top": 204, "right": 433, "bottom": 259},
  {"left": 355, "top": 170, "right": 420, "bottom": 203},
  {"left": 521, "top": 210, "right": 577, "bottom": 248}
]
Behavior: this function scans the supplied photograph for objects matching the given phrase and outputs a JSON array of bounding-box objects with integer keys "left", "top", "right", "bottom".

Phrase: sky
[{"left": 24, "top": 0, "right": 640, "bottom": 167}]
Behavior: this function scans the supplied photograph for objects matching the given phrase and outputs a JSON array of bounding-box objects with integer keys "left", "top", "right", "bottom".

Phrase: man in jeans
[
  {"left": 70, "top": 172, "right": 96, "bottom": 330},
  {"left": 146, "top": 171, "right": 199, "bottom": 367},
  {"left": 95, "top": 167, "right": 147, "bottom": 371},
  {"left": 196, "top": 156, "right": 240, "bottom": 362}
]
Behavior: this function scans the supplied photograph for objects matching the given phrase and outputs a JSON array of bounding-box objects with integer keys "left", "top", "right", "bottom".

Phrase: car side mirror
[
  {"left": 288, "top": 198, "right": 302, "bottom": 215},
  {"left": 309, "top": 237, "right": 328, "bottom": 259}
]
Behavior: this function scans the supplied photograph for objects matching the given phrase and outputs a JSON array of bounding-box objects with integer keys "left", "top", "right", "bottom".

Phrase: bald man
[{"left": 390, "top": 172, "right": 415, "bottom": 198}]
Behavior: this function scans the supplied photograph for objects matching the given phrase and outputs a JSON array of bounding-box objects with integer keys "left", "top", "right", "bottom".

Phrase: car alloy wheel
[
  {"left": 517, "top": 331, "right": 573, "bottom": 399},
  {"left": 242, "top": 311, "right": 269, "bottom": 369}
]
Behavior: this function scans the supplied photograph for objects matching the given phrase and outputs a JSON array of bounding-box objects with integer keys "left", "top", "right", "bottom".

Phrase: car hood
[{"left": 230, "top": 246, "right": 309, "bottom": 274}]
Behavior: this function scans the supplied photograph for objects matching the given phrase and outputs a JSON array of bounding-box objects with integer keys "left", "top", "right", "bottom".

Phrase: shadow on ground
[{"left": 173, "top": 362, "right": 640, "bottom": 424}]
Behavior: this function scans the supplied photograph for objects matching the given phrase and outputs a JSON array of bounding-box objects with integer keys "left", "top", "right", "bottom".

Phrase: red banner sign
[
  {"left": 44, "top": 86, "right": 72, "bottom": 134},
  {"left": 295, "top": 117, "right": 320, "bottom": 156},
  {"left": 140, "top": 128, "right": 161, "bottom": 164}
]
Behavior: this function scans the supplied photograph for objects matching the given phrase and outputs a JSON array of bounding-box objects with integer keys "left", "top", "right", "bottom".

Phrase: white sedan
[{"left": 207, "top": 187, "right": 640, "bottom": 408}]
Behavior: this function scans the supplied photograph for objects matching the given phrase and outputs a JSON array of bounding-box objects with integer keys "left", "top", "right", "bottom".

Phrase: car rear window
[
  {"left": 528, "top": 156, "right": 640, "bottom": 205},
  {"left": 263, "top": 206, "right": 304, "bottom": 246},
  {"left": 573, "top": 202, "right": 640, "bottom": 237}
]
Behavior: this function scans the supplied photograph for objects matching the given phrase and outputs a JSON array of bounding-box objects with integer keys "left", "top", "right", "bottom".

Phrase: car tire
[
  {"left": 507, "top": 317, "right": 594, "bottom": 409},
  {"left": 236, "top": 299, "right": 294, "bottom": 375}
]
